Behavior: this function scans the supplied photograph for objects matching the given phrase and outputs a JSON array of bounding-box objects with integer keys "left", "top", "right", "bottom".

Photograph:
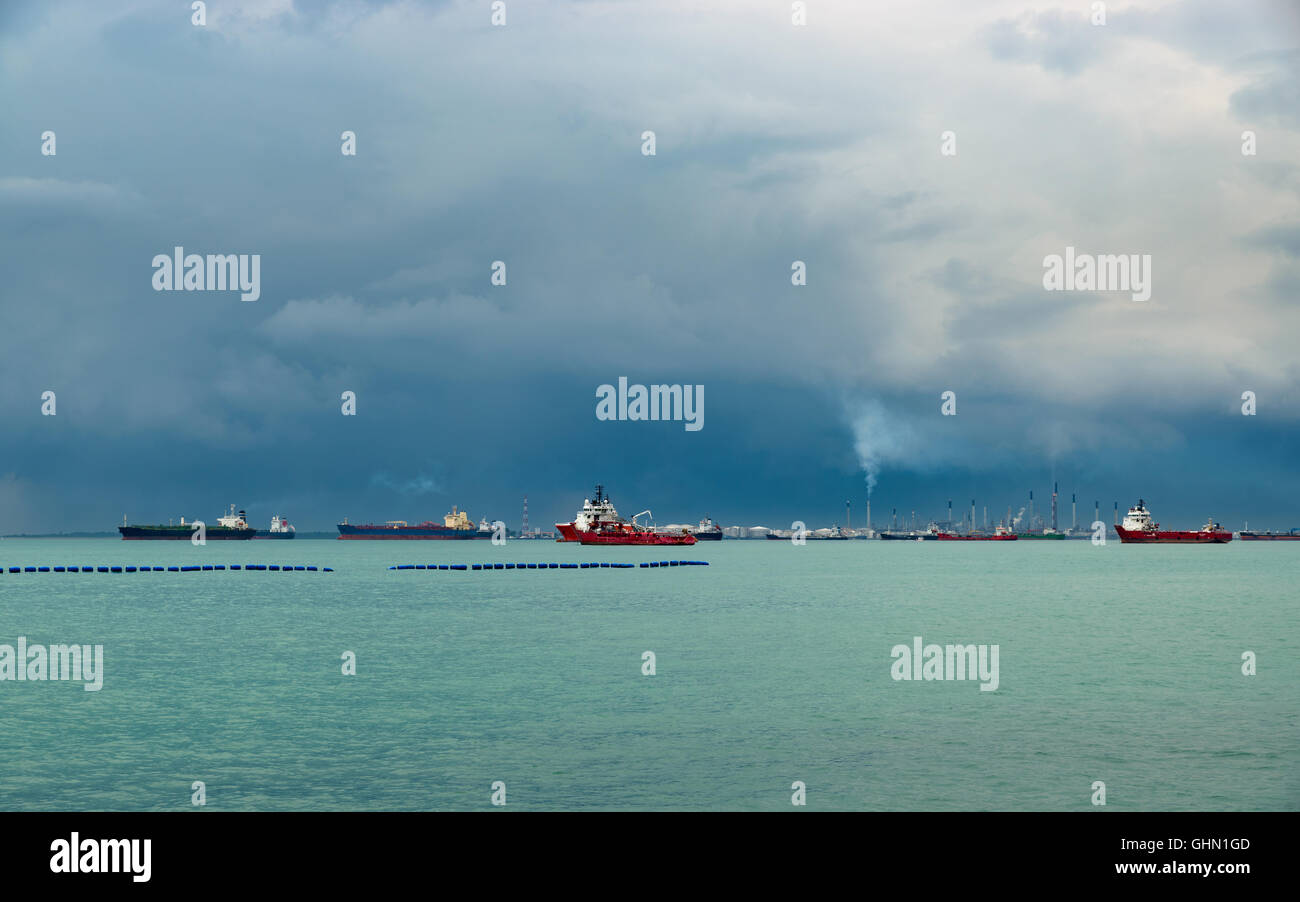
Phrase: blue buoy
[
  {"left": 202, "top": 565, "right": 213, "bottom": 571},
  {"left": 38, "top": 566, "right": 50, "bottom": 572},
  {"left": 451, "top": 564, "right": 467, "bottom": 570},
  {"left": 231, "top": 565, "right": 241, "bottom": 570},
  {"left": 53, "top": 566, "right": 65, "bottom": 572},
  {"left": 294, "top": 566, "right": 305, "bottom": 571},
  {"left": 8, "top": 567, "right": 18, "bottom": 573},
  {"left": 181, "top": 565, "right": 199, "bottom": 572},
  {"left": 307, "top": 566, "right": 317, "bottom": 571},
  {"left": 125, "top": 567, "right": 136, "bottom": 573},
  {"left": 397, "top": 565, "right": 413, "bottom": 570},
  {"left": 438, "top": 565, "right": 449, "bottom": 570},
  {"left": 494, "top": 563, "right": 504, "bottom": 569},
  {"left": 323, "top": 568, "right": 334, "bottom": 572},
  {"left": 168, "top": 566, "right": 179, "bottom": 572},
  {"left": 471, "top": 564, "right": 482, "bottom": 570}
]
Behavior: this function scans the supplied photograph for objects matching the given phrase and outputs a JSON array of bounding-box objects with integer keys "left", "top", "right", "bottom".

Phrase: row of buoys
[
  {"left": 388, "top": 561, "right": 710, "bottom": 570},
  {"left": 3, "top": 565, "right": 333, "bottom": 572}
]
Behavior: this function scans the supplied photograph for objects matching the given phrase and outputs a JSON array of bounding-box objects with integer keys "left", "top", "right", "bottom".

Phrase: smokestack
[
  {"left": 846, "top": 500, "right": 851, "bottom": 531},
  {"left": 1029, "top": 490, "right": 1035, "bottom": 529},
  {"left": 971, "top": 499, "right": 976, "bottom": 534},
  {"left": 1114, "top": 501, "right": 1119, "bottom": 526},
  {"left": 892, "top": 507, "right": 897, "bottom": 529},
  {"left": 1052, "top": 482, "right": 1058, "bottom": 532},
  {"left": 948, "top": 499, "right": 953, "bottom": 526},
  {"left": 866, "top": 499, "right": 872, "bottom": 531},
  {"left": 1095, "top": 500, "right": 1100, "bottom": 525},
  {"left": 1072, "top": 493, "right": 1077, "bottom": 531},
  {"left": 983, "top": 506, "right": 987, "bottom": 530}
]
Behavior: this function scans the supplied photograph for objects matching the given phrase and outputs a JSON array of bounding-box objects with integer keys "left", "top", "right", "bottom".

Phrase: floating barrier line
[
  {"left": 2, "top": 565, "right": 333, "bottom": 573},
  {"left": 388, "top": 561, "right": 709, "bottom": 570}
]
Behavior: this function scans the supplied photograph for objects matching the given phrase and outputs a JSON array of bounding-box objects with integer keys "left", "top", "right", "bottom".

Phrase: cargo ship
[
  {"left": 337, "top": 506, "right": 478, "bottom": 539},
  {"left": 692, "top": 517, "right": 723, "bottom": 540},
  {"left": 1239, "top": 528, "right": 1300, "bottom": 541},
  {"left": 1115, "top": 500, "right": 1232, "bottom": 544},
  {"left": 254, "top": 514, "right": 296, "bottom": 539},
  {"left": 1016, "top": 529, "right": 1064, "bottom": 539},
  {"left": 765, "top": 525, "right": 851, "bottom": 540},
  {"left": 555, "top": 485, "right": 696, "bottom": 545},
  {"left": 119, "top": 504, "right": 257, "bottom": 540},
  {"left": 880, "top": 526, "right": 939, "bottom": 540},
  {"left": 935, "top": 526, "right": 1017, "bottom": 541}
]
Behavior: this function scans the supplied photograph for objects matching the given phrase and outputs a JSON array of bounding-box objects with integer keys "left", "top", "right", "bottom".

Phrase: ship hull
[
  {"left": 254, "top": 532, "right": 296, "bottom": 539},
  {"left": 1016, "top": 534, "right": 1065, "bottom": 539},
  {"left": 764, "top": 533, "right": 848, "bottom": 540},
  {"left": 692, "top": 532, "right": 723, "bottom": 541},
  {"left": 1115, "top": 526, "right": 1232, "bottom": 544},
  {"left": 935, "top": 533, "right": 1017, "bottom": 541},
  {"left": 119, "top": 526, "right": 256, "bottom": 540},
  {"left": 1239, "top": 532, "right": 1300, "bottom": 541},
  {"left": 575, "top": 534, "right": 696, "bottom": 546},
  {"left": 880, "top": 532, "right": 937, "bottom": 540},
  {"left": 337, "top": 524, "right": 477, "bottom": 540}
]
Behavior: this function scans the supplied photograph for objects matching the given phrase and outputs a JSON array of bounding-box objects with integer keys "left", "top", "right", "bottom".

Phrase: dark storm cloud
[{"left": 1, "top": 0, "right": 1298, "bottom": 533}]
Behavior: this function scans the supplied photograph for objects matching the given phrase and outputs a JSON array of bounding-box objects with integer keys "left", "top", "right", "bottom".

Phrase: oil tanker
[
  {"left": 1239, "top": 529, "right": 1300, "bottom": 541},
  {"left": 254, "top": 514, "right": 296, "bottom": 539},
  {"left": 1114, "top": 500, "right": 1232, "bottom": 544},
  {"left": 692, "top": 517, "right": 723, "bottom": 540},
  {"left": 337, "top": 507, "right": 479, "bottom": 539},
  {"left": 935, "top": 526, "right": 1017, "bottom": 541},
  {"left": 119, "top": 505, "right": 256, "bottom": 540}
]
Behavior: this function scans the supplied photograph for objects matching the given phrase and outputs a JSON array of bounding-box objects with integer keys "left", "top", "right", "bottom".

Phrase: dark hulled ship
[{"left": 119, "top": 505, "right": 257, "bottom": 540}]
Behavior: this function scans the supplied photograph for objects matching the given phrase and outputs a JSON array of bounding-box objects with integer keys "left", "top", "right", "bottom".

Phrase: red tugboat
[
  {"left": 1115, "top": 500, "right": 1232, "bottom": 544},
  {"left": 556, "top": 485, "right": 697, "bottom": 546},
  {"left": 935, "top": 526, "right": 1018, "bottom": 541}
]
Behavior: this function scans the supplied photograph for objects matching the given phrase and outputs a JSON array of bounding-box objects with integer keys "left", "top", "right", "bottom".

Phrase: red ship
[
  {"left": 555, "top": 485, "right": 697, "bottom": 546},
  {"left": 935, "top": 526, "right": 1018, "bottom": 541},
  {"left": 1114, "top": 500, "right": 1232, "bottom": 544}
]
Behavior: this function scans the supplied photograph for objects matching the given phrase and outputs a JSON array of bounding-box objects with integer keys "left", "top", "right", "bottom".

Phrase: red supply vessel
[
  {"left": 1114, "top": 500, "right": 1232, "bottom": 544},
  {"left": 556, "top": 485, "right": 697, "bottom": 546}
]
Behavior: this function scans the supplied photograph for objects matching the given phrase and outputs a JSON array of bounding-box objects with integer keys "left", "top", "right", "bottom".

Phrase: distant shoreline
[{"left": 1, "top": 532, "right": 341, "bottom": 540}]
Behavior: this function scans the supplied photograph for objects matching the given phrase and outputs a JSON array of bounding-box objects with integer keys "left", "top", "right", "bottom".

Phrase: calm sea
[{"left": 0, "top": 538, "right": 1295, "bottom": 811}]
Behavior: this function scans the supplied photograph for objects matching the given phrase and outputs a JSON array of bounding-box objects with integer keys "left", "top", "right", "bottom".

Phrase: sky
[{"left": 1, "top": 0, "right": 1298, "bottom": 533}]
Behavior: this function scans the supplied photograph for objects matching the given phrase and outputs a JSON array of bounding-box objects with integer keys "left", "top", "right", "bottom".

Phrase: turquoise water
[{"left": 0, "top": 538, "right": 1295, "bottom": 811}]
